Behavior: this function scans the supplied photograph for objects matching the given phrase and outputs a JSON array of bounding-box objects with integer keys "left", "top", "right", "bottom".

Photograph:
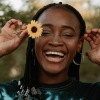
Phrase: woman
[{"left": 0, "top": 2, "right": 100, "bottom": 100}]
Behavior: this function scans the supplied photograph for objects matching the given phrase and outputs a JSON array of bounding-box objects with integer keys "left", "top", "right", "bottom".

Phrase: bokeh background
[{"left": 0, "top": 0, "right": 100, "bottom": 83}]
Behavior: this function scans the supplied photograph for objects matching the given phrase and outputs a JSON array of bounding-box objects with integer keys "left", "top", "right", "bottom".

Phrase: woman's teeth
[
  {"left": 44, "top": 51, "right": 65, "bottom": 63},
  {"left": 45, "top": 51, "right": 64, "bottom": 57}
]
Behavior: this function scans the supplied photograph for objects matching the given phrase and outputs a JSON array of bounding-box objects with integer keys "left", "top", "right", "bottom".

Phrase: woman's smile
[{"left": 44, "top": 50, "right": 66, "bottom": 63}]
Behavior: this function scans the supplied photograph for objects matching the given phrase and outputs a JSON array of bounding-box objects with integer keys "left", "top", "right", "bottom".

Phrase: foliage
[{"left": 0, "top": 0, "right": 37, "bottom": 28}]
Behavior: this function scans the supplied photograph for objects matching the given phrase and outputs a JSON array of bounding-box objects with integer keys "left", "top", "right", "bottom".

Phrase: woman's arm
[{"left": 0, "top": 19, "right": 28, "bottom": 58}]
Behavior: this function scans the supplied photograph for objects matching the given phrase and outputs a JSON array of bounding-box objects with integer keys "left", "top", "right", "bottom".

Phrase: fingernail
[{"left": 18, "top": 21, "right": 22, "bottom": 25}]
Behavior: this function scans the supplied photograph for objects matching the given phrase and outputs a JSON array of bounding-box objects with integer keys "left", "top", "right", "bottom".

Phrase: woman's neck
[{"left": 39, "top": 70, "right": 69, "bottom": 84}]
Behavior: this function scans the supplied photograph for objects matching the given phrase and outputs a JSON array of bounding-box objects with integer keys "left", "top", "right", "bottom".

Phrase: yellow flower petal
[{"left": 27, "top": 20, "right": 43, "bottom": 39}]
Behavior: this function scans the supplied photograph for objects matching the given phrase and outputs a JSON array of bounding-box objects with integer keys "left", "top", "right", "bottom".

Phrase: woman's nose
[{"left": 48, "top": 35, "right": 63, "bottom": 46}]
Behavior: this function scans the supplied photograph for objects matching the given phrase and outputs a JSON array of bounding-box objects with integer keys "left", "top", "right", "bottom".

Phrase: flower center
[{"left": 31, "top": 26, "right": 37, "bottom": 33}]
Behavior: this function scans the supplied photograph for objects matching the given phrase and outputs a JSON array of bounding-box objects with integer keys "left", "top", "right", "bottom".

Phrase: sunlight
[
  {"left": 53, "top": 0, "right": 62, "bottom": 3},
  {"left": 4, "top": 0, "right": 23, "bottom": 11}
]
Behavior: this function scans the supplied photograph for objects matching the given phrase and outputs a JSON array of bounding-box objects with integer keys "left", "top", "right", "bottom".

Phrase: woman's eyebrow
[
  {"left": 42, "top": 24, "right": 53, "bottom": 28},
  {"left": 61, "top": 25, "right": 75, "bottom": 32},
  {"left": 42, "top": 24, "right": 76, "bottom": 33}
]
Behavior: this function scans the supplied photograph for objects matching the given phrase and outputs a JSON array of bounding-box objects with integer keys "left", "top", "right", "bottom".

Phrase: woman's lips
[{"left": 44, "top": 51, "right": 65, "bottom": 63}]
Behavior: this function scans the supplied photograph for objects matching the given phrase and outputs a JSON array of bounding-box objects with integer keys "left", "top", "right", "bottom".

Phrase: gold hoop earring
[{"left": 73, "top": 53, "right": 84, "bottom": 66}]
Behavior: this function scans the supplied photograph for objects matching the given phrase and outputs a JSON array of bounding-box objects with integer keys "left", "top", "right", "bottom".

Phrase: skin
[
  {"left": 0, "top": 19, "right": 28, "bottom": 57},
  {"left": 35, "top": 8, "right": 83, "bottom": 84},
  {"left": 84, "top": 29, "right": 100, "bottom": 65}
]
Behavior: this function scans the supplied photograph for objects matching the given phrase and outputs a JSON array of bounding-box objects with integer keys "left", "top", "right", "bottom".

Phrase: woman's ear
[{"left": 77, "top": 36, "right": 84, "bottom": 53}]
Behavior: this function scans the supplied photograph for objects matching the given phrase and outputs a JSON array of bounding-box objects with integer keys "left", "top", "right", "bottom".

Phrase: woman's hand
[
  {"left": 84, "top": 29, "right": 100, "bottom": 65},
  {"left": 0, "top": 19, "right": 28, "bottom": 57}
]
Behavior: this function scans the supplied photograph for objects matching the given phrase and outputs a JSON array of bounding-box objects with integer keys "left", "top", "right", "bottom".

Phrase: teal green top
[{"left": 0, "top": 78, "right": 100, "bottom": 100}]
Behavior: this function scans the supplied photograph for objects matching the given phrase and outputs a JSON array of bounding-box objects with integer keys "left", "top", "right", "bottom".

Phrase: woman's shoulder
[
  {"left": 71, "top": 78, "right": 100, "bottom": 99},
  {"left": 0, "top": 80, "right": 18, "bottom": 90},
  {"left": 71, "top": 78, "right": 100, "bottom": 92},
  {"left": 74, "top": 79, "right": 100, "bottom": 88},
  {"left": 74, "top": 79, "right": 100, "bottom": 94},
  {"left": 0, "top": 80, "right": 19, "bottom": 99},
  {"left": 78, "top": 80, "right": 100, "bottom": 88}
]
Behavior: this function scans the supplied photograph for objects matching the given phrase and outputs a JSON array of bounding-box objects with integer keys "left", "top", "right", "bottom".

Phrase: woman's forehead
[
  {"left": 38, "top": 8, "right": 80, "bottom": 32},
  {"left": 38, "top": 7, "right": 79, "bottom": 23}
]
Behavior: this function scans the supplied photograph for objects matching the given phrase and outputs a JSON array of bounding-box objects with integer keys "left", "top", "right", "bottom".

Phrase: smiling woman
[
  {"left": 35, "top": 6, "right": 82, "bottom": 77},
  {"left": 0, "top": 2, "right": 100, "bottom": 100}
]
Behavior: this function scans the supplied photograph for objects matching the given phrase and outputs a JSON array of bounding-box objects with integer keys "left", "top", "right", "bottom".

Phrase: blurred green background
[{"left": 0, "top": 0, "right": 100, "bottom": 83}]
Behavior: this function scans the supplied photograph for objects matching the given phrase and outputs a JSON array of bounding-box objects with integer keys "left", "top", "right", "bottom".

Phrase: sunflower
[{"left": 27, "top": 20, "right": 43, "bottom": 38}]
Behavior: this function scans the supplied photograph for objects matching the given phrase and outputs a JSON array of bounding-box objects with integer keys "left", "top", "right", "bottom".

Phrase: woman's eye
[
  {"left": 42, "top": 31, "right": 51, "bottom": 36},
  {"left": 62, "top": 33, "right": 73, "bottom": 38}
]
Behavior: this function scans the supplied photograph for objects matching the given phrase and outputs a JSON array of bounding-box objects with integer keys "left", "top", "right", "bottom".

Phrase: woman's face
[{"left": 35, "top": 8, "right": 82, "bottom": 75}]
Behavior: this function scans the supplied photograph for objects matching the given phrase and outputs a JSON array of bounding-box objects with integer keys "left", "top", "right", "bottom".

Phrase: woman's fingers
[
  {"left": 2, "top": 19, "right": 27, "bottom": 38},
  {"left": 0, "top": 19, "right": 28, "bottom": 57},
  {"left": 1, "top": 19, "right": 28, "bottom": 40},
  {"left": 16, "top": 23, "right": 27, "bottom": 37},
  {"left": 84, "top": 29, "right": 100, "bottom": 49},
  {"left": 14, "top": 30, "right": 28, "bottom": 48},
  {"left": 84, "top": 33, "right": 95, "bottom": 49},
  {"left": 20, "top": 29, "right": 28, "bottom": 40},
  {"left": 6, "top": 19, "right": 18, "bottom": 28},
  {"left": 5, "top": 19, "right": 25, "bottom": 30},
  {"left": 21, "top": 24, "right": 27, "bottom": 30}
]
